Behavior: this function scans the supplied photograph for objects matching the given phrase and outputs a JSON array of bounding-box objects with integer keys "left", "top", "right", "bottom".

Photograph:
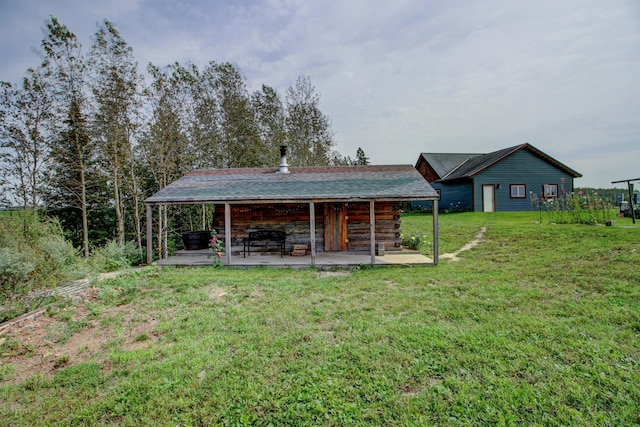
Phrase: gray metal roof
[
  {"left": 420, "top": 144, "right": 582, "bottom": 183},
  {"left": 418, "top": 152, "right": 482, "bottom": 179},
  {"left": 144, "top": 165, "right": 439, "bottom": 204}
]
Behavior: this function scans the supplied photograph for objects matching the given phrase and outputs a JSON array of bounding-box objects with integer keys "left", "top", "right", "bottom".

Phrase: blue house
[{"left": 415, "top": 143, "right": 582, "bottom": 212}]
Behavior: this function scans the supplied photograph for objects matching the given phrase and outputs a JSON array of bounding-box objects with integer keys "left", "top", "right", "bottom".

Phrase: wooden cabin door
[{"left": 324, "top": 203, "right": 348, "bottom": 251}]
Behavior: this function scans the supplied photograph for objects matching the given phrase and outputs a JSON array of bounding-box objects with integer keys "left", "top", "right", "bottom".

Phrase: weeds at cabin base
[{"left": 0, "top": 212, "right": 639, "bottom": 426}]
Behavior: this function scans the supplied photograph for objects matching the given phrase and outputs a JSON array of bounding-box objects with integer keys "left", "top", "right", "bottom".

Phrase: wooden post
[
  {"left": 433, "top": 199, "right": 439, "bottom": 264},
  {"left": 225, "top": 203, "right": 231, "bottom": 265},
  {"left": 370, "top": 201, "right": 376, "bottom": 265},
  {"left": 157, "top": 205, "right": 163, "bottom": 260},
  {"left": 628, "top": 183, "right": 636, "bottom": 224},
  {"left": 146, "top": 204, "right": 153, "bottom": 265},
  {"left": 310, "top": 202, "right": 316, "bottom": 265},
  {"left": 612, "top": 178, "right": 640, "bottom": 224}
]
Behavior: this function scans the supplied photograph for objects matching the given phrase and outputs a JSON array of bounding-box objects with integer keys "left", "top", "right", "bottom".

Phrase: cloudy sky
[{"left": 1, "top": 0, "right": 639, "bottom": 188}]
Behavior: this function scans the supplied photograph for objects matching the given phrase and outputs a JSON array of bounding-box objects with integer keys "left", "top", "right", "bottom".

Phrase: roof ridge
[{"left": 440, "top": 157, "right": 473, "bottom": 180}]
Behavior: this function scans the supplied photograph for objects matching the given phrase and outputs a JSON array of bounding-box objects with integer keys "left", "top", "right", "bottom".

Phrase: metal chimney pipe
[{"left": 277, "top": 145, "right": 290, "bottom": 173}]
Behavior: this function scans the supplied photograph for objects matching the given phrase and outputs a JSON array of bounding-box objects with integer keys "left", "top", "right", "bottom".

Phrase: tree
[
  {"left": 251, "top": 84, "right": 286, "bottom": 167},
  {"left": 40, "top": 16, "right": 92, "bottom": 257},
  {"left": 185, "top": 62, "right": 223, "bottom": 169},
  {"left": 0, "top": 70, "right": 54, "bottom": 210},
  {"left": 140, "top": 63, "right": 191, "bottom": 258},
  {"left": 354, "top": 147, "right": 370, "bottom": 165},
  {"left": 285, "top": 76, "right": 335, "bottom": 166},
  {"left": 90, "top": 20, "right": 143, "bottom": 248},
  {"left": 210, "top": 62, "right": 263, "bottom": 168}
]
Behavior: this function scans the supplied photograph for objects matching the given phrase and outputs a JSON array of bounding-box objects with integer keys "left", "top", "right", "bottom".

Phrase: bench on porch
[{"left": 243, "top": 230, "right": 286, "bottom": 258}]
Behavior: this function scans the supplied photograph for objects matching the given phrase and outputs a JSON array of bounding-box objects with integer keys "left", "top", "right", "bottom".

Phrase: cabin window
[
  {"left": 510, "top": 184, "right": 526, "bottom": 198},
  {"left": 543, "top": 184, "right": 558, "bottom": 198}
]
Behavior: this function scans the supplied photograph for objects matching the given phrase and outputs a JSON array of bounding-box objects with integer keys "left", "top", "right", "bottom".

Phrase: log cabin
[{"left": 144, "top": 147, "right": 440, "bottom": 266}]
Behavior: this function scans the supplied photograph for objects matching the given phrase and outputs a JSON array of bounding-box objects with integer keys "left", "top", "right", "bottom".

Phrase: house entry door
[
  {"left": 482, "top": 184, "right": 496, "bottom": 212},
  {"left": 324, "top": 203, "right": 347, "bottom": 251}
]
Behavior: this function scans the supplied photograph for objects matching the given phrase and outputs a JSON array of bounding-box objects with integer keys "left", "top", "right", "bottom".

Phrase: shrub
[
  {"left": 0, "top": 248, "right": 35, "bottom": 299},
  {"left": 90, "top": 240, "right": 143, "bottom": 272},
  {"left": 401, "top": 233, "right": 429, "bottom": 250},
  {"left": 37, "top": 234, "right": 79, "bottom": 274},
  {"left": 0, "top": 211, "right": 80, "bottom": 299}
]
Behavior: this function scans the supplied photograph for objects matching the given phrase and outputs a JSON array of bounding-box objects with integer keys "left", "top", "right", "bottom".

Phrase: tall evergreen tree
[{"left": 354, "top": 147, "right": 370, "bottom": 165}]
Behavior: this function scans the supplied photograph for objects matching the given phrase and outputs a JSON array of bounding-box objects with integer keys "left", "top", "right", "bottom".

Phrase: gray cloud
[{"left": 1, "top": 0, "right": 638, "bottom": 187}]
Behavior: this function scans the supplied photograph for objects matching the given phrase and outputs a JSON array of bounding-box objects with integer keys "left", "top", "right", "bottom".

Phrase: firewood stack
[{"left": 291, "top": 244, "right": 308, "bottom": 256}]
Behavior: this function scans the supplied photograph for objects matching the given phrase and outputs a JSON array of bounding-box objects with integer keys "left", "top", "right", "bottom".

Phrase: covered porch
[
  {"left": 144, "top": 164, "right": 440, "bottom": 267},
  {"left": 156, "top": 248, "right": 435, "bottom": 268}
]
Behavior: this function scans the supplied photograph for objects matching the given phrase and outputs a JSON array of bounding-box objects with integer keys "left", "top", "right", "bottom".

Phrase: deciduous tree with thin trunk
[
  {"left": 285, "top": 76, "right": 335, "bottom": 166},
  {"left": 90, "top": 20, "right": 143, "bottom": 248},
  {"left": 40, "top": 16, "right": 92, "bottom": 258},
  {"left": 251, "top": 84, "right": 287, "bottom": 167},
  {"left": 0, "top": 71, "right": 53, "bottom": 211},
  {"left": 140, "top": 64, "right": 191, "bottom": 257}
]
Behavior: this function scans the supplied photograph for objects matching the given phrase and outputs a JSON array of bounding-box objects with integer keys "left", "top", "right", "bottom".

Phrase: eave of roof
[
  {"left": 436, "top": 143, "right": 582, "bottom": 182},
  {"left": 144, "top": 164, "right": 440, "bottom": 205},
  {"left": 417, "top": 152, "right": 481, "bottom": 179}
]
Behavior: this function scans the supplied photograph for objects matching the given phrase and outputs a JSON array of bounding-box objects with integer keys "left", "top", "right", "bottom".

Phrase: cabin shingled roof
[{"left": 144, "top": 164, "right": 439, "bottom": 204}]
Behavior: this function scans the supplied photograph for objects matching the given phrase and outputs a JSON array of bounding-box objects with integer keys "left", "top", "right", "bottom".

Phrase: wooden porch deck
[{"left": 156, "top": 249, "right": 435, "bottom": 268}]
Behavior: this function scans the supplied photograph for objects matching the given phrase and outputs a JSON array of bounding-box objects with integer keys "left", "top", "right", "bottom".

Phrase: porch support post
[
  {"left": 157, "top": 205, "right": 163, "bottom": 260},
  {"left": 309, "top": 202, "right": 316, "bottom": 265},
  {"left": 224, "top": 203, "right": 231, "bottom": 265},
  {"left": 433, "top": 199, "right": 439, "bottom": 264},
  {"left": 370, "top": 200, "right": 376, "bottom": 265},
  {"left": 146, "top": 203, "right": 153, "bottom": 265}
]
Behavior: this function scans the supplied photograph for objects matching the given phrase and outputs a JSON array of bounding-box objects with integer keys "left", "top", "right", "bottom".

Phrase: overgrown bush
[
  {"left": 0, "top": 248, "right": 35, "bottom": 297},
  {"left": 0, "top": 212, "right": 79, "bottom": 287},
  {"left": 401, "top": 233, "right": 430, "bottom": 251},
  {"left": 0, "top": 211, "right": 80, "bottom": 316},
  {"left": 90, "top": 240, "right": 144, "bottom": 272}
]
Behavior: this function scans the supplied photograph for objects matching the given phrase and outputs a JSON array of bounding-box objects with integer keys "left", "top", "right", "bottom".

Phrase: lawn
[{"left": 1, "top": 212, "right": 639, "bottom": 426}]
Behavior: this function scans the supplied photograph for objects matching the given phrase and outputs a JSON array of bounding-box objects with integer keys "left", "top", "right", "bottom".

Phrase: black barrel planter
[{"left": 181, "top": 230, "right": 212, "bottom": 250}]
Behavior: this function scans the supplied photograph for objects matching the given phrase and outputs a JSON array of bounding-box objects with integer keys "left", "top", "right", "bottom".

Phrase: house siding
[
  {"left": 433, "top": 181, "right": 473, "bottom": 212},
  {"left": 472, "top": 149, "right": 575, "bottom": 211}
]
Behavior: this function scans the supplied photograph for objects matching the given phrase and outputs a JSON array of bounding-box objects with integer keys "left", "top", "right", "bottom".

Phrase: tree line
[{"left": 0, "top": 16, "right": 370, "bottom": 258}]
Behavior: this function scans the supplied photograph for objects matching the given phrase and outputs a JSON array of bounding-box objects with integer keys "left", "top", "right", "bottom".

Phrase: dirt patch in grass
[
  {"left": 317, "top": 270, "right": 352, "bottom": 279},
  {"left": 208, "top": 286, "right": 228, "bottom": 300},
  {"left": 0, "top": 288, "right": 160, "bottom": 385},
  {"left": 440, "top": 226, "right": 488, "bottom": 261}
]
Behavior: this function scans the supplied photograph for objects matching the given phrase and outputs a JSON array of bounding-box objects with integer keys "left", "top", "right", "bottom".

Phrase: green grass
[{"left": 1, "top": 212, "right": 639, "bottom": 425}]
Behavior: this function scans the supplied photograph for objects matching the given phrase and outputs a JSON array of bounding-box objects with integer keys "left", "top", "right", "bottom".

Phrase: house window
[
  {"left": 543, "top": 184, "right": 558, "bottom": 198},
  {"left": 510, "top": 184, "right": 526, "bottom": 198}
]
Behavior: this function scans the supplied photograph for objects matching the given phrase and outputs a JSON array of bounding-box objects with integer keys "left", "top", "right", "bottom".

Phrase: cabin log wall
[{"left": 214, "top": 201, "right": 402, "bottom": 255}]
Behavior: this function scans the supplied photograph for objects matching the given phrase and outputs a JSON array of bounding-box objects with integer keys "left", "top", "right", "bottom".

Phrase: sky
[{"left": 1, "top": 0, "right": 639, "bottom": 189}]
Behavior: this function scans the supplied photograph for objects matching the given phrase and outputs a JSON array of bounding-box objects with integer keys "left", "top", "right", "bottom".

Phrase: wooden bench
[{"left": 243, "top": 230, "right": 286, "bottom": 258}]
